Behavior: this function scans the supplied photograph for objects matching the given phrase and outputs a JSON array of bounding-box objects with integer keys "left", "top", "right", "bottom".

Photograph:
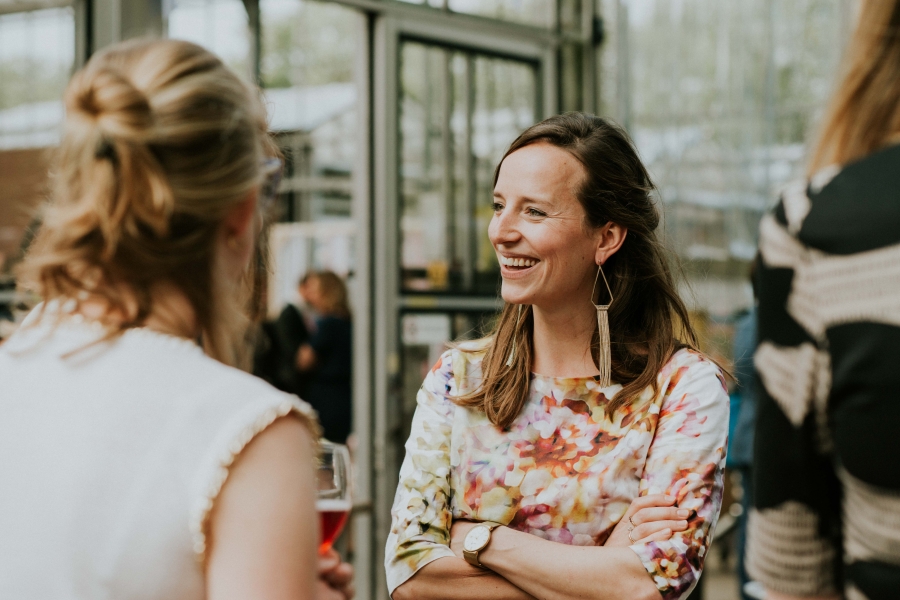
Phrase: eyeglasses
[{"left": 259, "top": 157, "right": 284, "bottom": 213}]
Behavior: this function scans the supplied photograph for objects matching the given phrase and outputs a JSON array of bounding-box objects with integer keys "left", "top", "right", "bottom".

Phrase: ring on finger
[
  {"left": 627, "top": 525, "right": 637, "bottom": 544},
  {"left": 629, "top": 515, "right": 637, "bottom": 528}
]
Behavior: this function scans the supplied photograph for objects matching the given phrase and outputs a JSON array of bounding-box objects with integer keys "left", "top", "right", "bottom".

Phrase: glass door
[
  {"left": 368, "top": 12, "right": 556, "bottom": 598},
  {"left": 399, "top": 42, "right": 539, "bottom": 295},
  {"left": 394, "top": 39, "right": 541, "bottom": 465}
]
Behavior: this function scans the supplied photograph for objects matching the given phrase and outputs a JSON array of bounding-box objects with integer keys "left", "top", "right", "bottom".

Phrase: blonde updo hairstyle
[{"left": 18, "top": 38, "right": 276, "bottom": 368}]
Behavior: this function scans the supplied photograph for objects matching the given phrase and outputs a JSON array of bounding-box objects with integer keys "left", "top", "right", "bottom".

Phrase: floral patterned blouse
[{"left": 385, "top": 345, "right": 729, "bottom": 599}]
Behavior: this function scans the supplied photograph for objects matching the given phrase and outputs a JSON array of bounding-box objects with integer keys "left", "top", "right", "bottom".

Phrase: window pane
[
  {"left": 399, "top": 41, "right": 537, "bottom": 294},
  {"left": 0, "top": 7, "right": 74, "bottom": 279},
  {"left": 601, "top": 0, "right": 849, "bottom": 317},
  {"left": 261, "top": 0, "right": 355, "bottom": 88},
  {"left": 0, "top": 8, "right": 73, "bottom": 114},
  {"left": 260, "top": 0, "right": 358, "bottom": 224},
  {"left": 167, "top": 0, "right": 252, "bottom": 79},
  {"left": 259, "top": 0, "right": 360, "bottom": 314}
]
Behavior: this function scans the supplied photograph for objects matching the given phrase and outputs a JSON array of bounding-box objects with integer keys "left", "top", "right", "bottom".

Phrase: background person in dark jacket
[
  {"left": 253, "top": 276, "right": 311, "bottom": 397},
  {"left": 297, "top": 271, "right": 353, "bottom": 443}
]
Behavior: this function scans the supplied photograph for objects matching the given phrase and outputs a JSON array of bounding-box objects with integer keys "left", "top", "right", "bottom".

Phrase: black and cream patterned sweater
[{"left": 747, "top": 143, "right": 900, "bottom": 600}]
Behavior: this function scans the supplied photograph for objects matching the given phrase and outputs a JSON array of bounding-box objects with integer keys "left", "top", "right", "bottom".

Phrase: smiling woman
[{"left": 385, "top": 113, "right": 730, "bottom": 600}]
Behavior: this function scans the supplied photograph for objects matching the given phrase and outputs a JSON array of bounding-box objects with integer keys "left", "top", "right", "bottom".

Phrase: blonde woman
[
  {"left": 748, "top": 1, "right": 900, "bottom": 599},
  {"left": 386, "top": 114, "right": 729, "bottom": 600},
  {"left": 0, "top": 40, "right": 351, "bottom": 600},
  {"left": 297, "top": 271, "right": 353, "bottom": 443}
]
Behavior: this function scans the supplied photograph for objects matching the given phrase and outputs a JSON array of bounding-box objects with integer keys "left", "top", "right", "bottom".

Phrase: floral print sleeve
[
  {"left": 384, "top": 352, "right": 457, "bottom": 595},
  {"left": 629, "top": 355, "right": 730, "bottom": 599}
]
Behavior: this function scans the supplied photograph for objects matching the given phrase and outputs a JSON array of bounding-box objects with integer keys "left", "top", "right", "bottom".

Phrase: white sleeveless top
[{"left": 0, "top": 310, "right": 317, "bottom": 600}]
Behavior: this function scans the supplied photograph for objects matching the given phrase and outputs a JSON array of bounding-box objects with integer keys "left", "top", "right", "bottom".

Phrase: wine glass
[{"left": 317, "top": 440, "right": 352, "bottom": 555}]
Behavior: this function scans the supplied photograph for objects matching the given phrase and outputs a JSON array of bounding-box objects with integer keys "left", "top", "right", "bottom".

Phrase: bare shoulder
[
  {"left": 425, "top": 343, "right": 489, "bottom": 399},
  {"left": 235, "top": 414, "right": 316, "bottom": 472},
  {"left": 206, "top": 413, "right": 318, "bottom": 600},
  {"left": 657, "top": 348, "right": 729, "bottom": 414},
  {"left": 664, "top": 348, "right": 726, "bottom": 383},
  {"left": 213, "top": 412, "right": 317, "bottom": 519}
]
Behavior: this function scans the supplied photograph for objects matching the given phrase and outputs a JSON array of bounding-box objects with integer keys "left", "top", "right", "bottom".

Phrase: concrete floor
[
  {"left": 698, "top": 548, "right": 741, "bottom": 600},
  {"left": 691, "top": 529, "right": 742, "bottom": 600}
]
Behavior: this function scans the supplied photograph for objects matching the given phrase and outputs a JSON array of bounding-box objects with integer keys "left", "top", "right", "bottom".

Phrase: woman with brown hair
[
  {"left": 385, "top": 113, "right": 729, "bottom": 600},
  {"left": 296, "top": 270, "right": 353, "bottom": 443},
  {"left": 747, "top": 2, "right": 900, "bottom": 599},
  {"left": 0, "top": 39, "right": 351, "bottom": 599}
]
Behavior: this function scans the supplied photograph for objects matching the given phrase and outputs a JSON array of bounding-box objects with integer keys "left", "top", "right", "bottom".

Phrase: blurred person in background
[
  {"left": 0, "top": 39, "right": 351, "bottom": 600},
  {"left": 296, "top": 270, "right": 352, "bottom": 444},
  {"left": 747, "top": 2, "right": 900, "bottom": 599},
  {"left": 386, "top": 113, "right": 729, "bottom": 600},
  {"left": 255, "top": 274, "right": 313, "bottom": 397}
]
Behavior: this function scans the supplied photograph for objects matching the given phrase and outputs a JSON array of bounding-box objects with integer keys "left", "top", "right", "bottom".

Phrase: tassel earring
[
  {"left": 506, "top": 304, "right": 523, "bottom": 368},
  {"left": 591, "top": 263, "right": 614, "bottom": 387}
]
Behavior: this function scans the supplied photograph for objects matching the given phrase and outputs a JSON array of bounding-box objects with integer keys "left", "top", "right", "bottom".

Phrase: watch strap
[{"left": 462, "top": 522, "right": 501, "bottom": 568}]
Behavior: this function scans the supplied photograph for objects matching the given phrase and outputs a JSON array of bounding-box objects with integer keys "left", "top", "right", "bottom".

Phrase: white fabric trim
[
  {"left": 755, "top": 342, "right": 818, "bottom": 426},
  {"left": 782, "top": 179, "right": 813, "bottom": 234},
  {"left": 846, "top": 584, "right": 870, "bottom": 600},
  {"left": 746, "top": 502, "right": 838, "bottom": 595},
  {"left": 809, "top": 164, "right": 841, "bottom": 195},
  {"left": 840, "top": 467, "right": 900, "bottom": 568},
  {"left": 758, "top": 214, "right": 806, "bottom": 269},
  {"left": 788, "top": 241, "right": 900, "bottom": 340},
  {"left": 189, "top": 397, "right": 317, "bottom": 561}
]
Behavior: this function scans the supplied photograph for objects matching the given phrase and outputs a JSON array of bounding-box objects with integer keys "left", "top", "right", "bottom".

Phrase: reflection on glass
[
  {"left": 599, "top": 0, "right": 849, "bottom": 317},
  {"left": 0, "top": 7, "right": 74, "bottom": 273},
  {"left": 400, "top": 41, "right": 537, "bottom": 294},
  {"left": 448, "top": 0, "right": 554, "bottom": 28},
  {"left": 167, "top": 0, "right": 252, "bottom": 78},
  {"left": 260, "top": 0, "right": 357, "bottom": 222},
  {"left": 391, "top": 0, "right": 554, "bottom": 28},
  {"left": 395, "top": 0, "right": 446, "bottom": 8}
]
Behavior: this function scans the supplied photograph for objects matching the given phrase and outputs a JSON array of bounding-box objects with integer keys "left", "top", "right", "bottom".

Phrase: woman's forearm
[
  {"left": 392, "top": 556, "right": 537, "bottom": 600},
  {"left": 480, "top": 528, "right": 661, "bottom": 600}
]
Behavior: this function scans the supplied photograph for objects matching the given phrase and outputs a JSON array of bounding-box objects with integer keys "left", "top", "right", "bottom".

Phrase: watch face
[{"left": 464, "top": 525, "right": 491, "bottom": 552}]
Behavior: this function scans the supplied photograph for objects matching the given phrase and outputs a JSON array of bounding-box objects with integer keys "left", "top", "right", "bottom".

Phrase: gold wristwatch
[{"left": 462, "top": 522, "right": 501, "bottom": 568}]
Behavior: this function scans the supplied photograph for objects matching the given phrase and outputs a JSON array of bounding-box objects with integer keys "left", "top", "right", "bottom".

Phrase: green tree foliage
[
  {"left": 0, "top": 58, "right": 71, "bottom": 111},
  {"left": 261, "top": 0, "right": 355, "bottom": 89}
]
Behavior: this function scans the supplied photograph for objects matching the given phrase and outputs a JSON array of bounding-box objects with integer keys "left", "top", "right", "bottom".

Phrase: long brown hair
[
  {"left": 808, "top": 0, "right": 900, "bottom": 173},
  {"left": 16, "top": 38, "right": 276, "bottom": 368},
  {"left": 305, "top": 271, "right": 351, "bottom": 319},
  {"left": 455, "top": 113, "right": 698, "bottom": 428}
]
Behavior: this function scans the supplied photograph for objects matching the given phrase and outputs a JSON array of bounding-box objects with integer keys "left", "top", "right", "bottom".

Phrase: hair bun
[{"left": 67, "top": 66, "right": 152, "bottom": 140}]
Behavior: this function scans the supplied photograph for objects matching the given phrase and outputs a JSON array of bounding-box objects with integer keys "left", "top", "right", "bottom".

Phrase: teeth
[{"left": 501, "top": 256, "right": 537, "bottom": 267}]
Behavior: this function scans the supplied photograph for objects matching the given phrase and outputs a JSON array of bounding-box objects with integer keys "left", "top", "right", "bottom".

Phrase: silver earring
[
  {"left": 506, "top": 304, "right": 523, "bottom": 368},
  {"left": 591, "top": 263, "right": 614, "bottom": 387}
]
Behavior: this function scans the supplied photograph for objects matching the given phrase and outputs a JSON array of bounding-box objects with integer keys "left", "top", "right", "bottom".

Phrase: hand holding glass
[{"left": 317, "top": 440, "right": 351, "bottom": 555}]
